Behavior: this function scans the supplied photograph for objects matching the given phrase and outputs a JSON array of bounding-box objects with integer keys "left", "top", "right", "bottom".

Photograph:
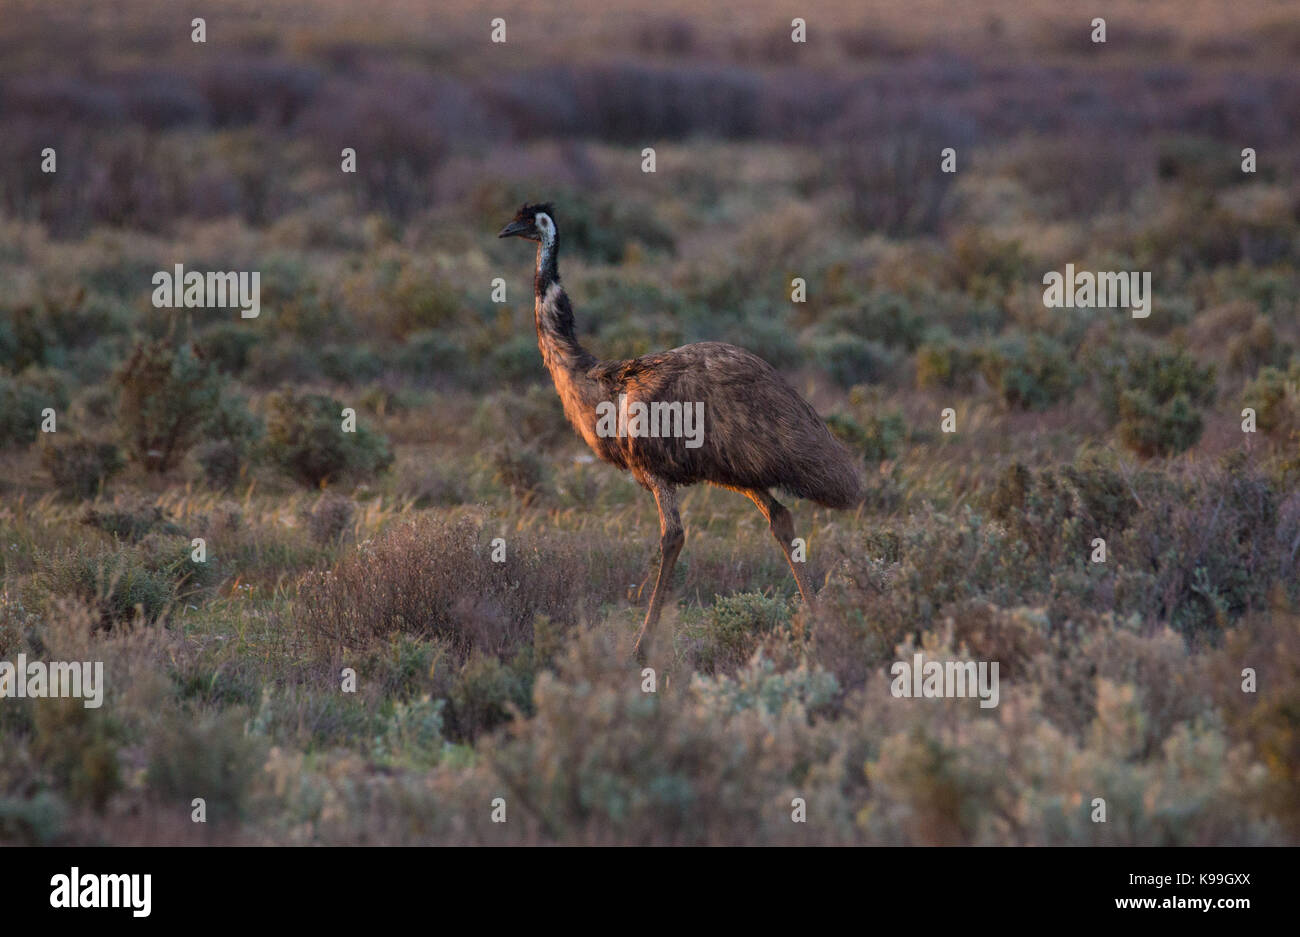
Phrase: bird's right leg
[
  {"left": 743, "top": 488, "right": 816, "bottom": 637},
  {"left": 633, "top": 478, "right": 683, "bottom": 664}
]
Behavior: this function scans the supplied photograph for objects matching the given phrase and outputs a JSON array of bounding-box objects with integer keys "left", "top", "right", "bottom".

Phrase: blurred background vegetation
[{"left": 0, "top": 0, "right": 1298, "bottom": 844}]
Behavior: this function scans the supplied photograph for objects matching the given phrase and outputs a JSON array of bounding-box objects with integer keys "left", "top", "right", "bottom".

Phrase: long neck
[
  {"left": 535, "top": 229, "right": 559, "bottom": 295},
  {"left": 532, "top": 225, "right": 603, "bottom": 446},
  {"left": 533, "top": 227, "right": 595, "bottom": 373}
]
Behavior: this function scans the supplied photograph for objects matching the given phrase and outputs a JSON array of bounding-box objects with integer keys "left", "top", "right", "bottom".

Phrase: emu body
[{"left": 499, "top": 202, "right": 863, "bottom": 660}]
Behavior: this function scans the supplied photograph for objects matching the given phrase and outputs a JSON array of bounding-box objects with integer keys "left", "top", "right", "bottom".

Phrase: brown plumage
[{"left": 498, "top": 202, "right": 863, "bottom": 660}]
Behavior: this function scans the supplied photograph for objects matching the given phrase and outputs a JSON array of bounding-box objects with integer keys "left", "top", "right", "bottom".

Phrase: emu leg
[
  {"left": 744, "top": 488, "right": 816, "bottom": 623},
  {"left": 633, "top": 480, "right": 683, "bottom": 663}
]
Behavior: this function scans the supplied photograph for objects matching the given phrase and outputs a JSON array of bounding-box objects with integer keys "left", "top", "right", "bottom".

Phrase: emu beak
[{"left": 498, "top": 220, "right": 530, "bottom": 238}]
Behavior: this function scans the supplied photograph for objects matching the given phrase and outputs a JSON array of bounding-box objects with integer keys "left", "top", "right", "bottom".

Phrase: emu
[{"left": 499, "top": 202, "right": 863, "bottom": 660}]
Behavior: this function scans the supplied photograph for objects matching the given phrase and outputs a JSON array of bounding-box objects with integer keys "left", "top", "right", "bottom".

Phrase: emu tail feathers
[{"left": 780, "top": 440, "right": 864, "bottom": 509}]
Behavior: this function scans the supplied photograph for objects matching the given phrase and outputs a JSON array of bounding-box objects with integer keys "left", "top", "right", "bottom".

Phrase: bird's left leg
[
  {"left": 633, "top": 477, "right": 683, "bottom": 663},
  {"left": 743, "top": 488, "right": 816, "bottom": 622}
]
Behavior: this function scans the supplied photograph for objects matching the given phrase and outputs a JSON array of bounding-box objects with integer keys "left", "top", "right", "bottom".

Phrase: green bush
[
  {"left": 688, "top": 592, "right": 790, "bottom": 674},
  {"left": 195, "top": 392, "right": 262, "bottom": 490},
  {"left": 915, "top": 337, "right": 980, "bottom": 391},
  {"left": 320, "top": 343, "right": 384, "bottom": 385},
  {"left": 194, "top": 440, "right": 242, "bottom": 491},
  {"left": 1243, "top": 363, "right": 1300, "bottom": 436},
  {"left": 262, "top": 388, "right": 393, "bottom": 488},
  {"left": 826, "top": 292, "right": 928, "bottom": 352},
  {"left": 40, "top": 438, "right": 124, "bottom": 500},
  {"left": 384, "top": 271, "right": 463, "bottom": 339},
  {"left": 692, "top": 652, "right": 840, "bottom": 721},
  {"left": 825, "top": 410, "right": 904, "bottom": 463},
  {"left": 194, "top": 323, "right": 260, "bottom": 376},
  {"left": 372, "top": 696, "right": 447, "bottom": 769},
  {"left": 398, "top": 330, "right": 471, "bottom": 385},
  {"left": 488, "top": 335, "right": 544, "bottom": 385},
  {"left": 473, "top": 384, "right": 571, "bottom": 451},
  {"left": 304, "top": 492, "right": 356, "bottom": 544},
  {"left": 489, "top": 641, "right": 813, "bottom": 844},
  {"left": 80, "top": 498, "right": 181, "bottom": 542},
  {"left": 146, "top": 709, "right": 265, "bottom": 825},
  {"left": 980, "top": 334, "right": 1079, "bottom": 411},
  {"left": 806, "top": 332, "right": 896, "bottom": 388},
  {"left": 114, "top": 339, "right": 224, "bottom": 472},
  {"left": 1101, "top": 345, "right": 1217, "bottom": 417},
  {"left": 0, "top": 288, "right": 126, "bottom": 374},
  {"left": 1227, "top": 316, "right": 1292, "bottom": 375},
  {"left": 987, "top": 454, "right": 1139, "bottom": 562},
  {"left": 0, "top": 792, "right": 66, "bottom": 846},
  {"left": 32, "top": 698, "right": 121, "bottom": 812},
  {"left": 45, "top": 546, "right": 176, "bottom": 626},
  {"left": 0, "top": 368, "right": 68, "bottom": 448},
  {"left": 1100, "top": 345, "right": 1216, "bottom": 457},
  {"left": 491, "top": 446, "right": 549, "bottom": 504},
  {"left": 445, "top": 652, "right": 534, "bottom": 742},
  {"left": 1118, "top": 390, "right": 1204, "bottom": 457},
  {"left": 946, "top": 230, "right": 1033, "bottom": 302}
]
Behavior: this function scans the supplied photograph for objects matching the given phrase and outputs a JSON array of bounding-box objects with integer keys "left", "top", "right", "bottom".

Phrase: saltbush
[
  {"left": 1100, "top": 344, "right": 1216, "bottom": 457},
  {"left": 0, "top": 368, "right": 68, "bottom": 448},
  {"left": 980, "top": 334, "right": 1080, "bottom": 411},
  {"left": 262, "top": 388, "right": 393, "bottom": 487},
  {"left": 114, "top": 339, "right": 224, "bottom": 472},
  {"left": 40, "top": 438, "right": 124, "bottom": 500}
]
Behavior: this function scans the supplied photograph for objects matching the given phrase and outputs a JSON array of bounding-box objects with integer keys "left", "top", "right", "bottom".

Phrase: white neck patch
[
  {"left": 536, "top": 212, "right": 557, "bottom": 272},
  {"left": 536, "top": 212, "right": 555, "bottom": 249}
]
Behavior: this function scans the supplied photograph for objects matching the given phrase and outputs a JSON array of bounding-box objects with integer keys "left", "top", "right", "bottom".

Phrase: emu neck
[
  {"left": 533, "top": 239, "right": 601, "bottom": 443},
  {"left": 533, "top": 239, "right": 594, "bottom": 372},
  {"left": 535, "top": 236, "right": 559, "bottom": 293}
]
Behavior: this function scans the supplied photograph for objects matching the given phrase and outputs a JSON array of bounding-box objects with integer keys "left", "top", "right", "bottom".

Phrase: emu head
[{"left": 497, "top": 202, "right": 555, "bottom": 244}]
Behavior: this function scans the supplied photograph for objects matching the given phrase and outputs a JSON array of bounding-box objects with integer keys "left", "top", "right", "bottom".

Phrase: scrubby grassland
[{"left": 1, "top": 0, "right": 1299, "bottom": 844}]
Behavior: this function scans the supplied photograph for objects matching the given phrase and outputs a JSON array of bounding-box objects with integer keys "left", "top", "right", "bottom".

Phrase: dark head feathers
[{"left": 516, "top": 201, "right": 555, "bottom": 222}]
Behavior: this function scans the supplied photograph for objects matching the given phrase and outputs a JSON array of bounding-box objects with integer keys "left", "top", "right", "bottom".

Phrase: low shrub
[
  {"left": 304, "top": 492, "right": 356, "bottom": 545},
  {"left": 825, "top": 410, "right": 904, "bottom": 463},
  {"left": 43, "top": 546, "right": 177, "bottom": 627},
  {"left": 1100, "top": 344, "right": 1216, "bottom": 457},
  {"left": 294, "top": 515, "right": 638, "bottom": 659},
  {"left": 686, "top": 592, "right": 791, "bottom": 674},
  {"left": 31, "top": 698, "right": 121, "bottom": 812},
  {"left": 146, "top": 708, "right": 265, "bottom": 825},
  {"left": 490, "top": 446, "right": 550, "bottom": 504},
  {"left": 80, "top": 498, "right": 181, "bottom": 542},
  {"left": 980, "top": 334, "right": 1080, "bottom": 411},
  {"left": 0, "top": 368, "right": 68, "bottom": 449},
  {"left": 1243, "top": 363, "right": 1300, "bottom": 437},
  {"left": 1117, "top": 390, "right": 1204, "bottom": 457},
  {"left": 805, "top": 332, "right": 897, "bottom": 388},
  {"left": 40, "top": 438, "right": 124, "bottom": 500},
  {"left": 262, "top": 388, "right": 393, "bottom": 487},
  {"left": 114, "top": 339, "right": 224, "bottom": 472},
  {"left": 826, "top": 292, "right": 928, "bottom": 352},
  {"left": 915, "top": 337, "right": 980, "bottom": 392}
]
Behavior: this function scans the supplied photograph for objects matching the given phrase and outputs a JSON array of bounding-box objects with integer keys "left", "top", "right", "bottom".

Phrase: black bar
[{"left": 1, "top": 846, "right": 1285, "bottom": 925}]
